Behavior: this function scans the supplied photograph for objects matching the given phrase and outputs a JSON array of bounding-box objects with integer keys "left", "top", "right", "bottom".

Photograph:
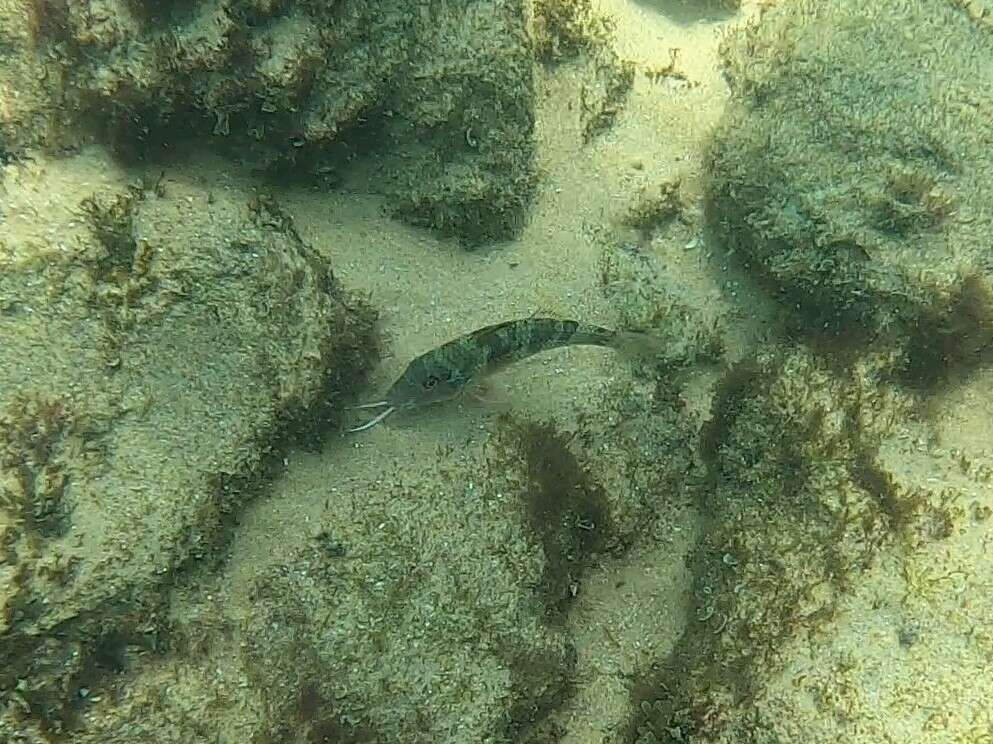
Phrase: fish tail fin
[{"left": 610, "top": 330, "right": 667, "bottom": 360}]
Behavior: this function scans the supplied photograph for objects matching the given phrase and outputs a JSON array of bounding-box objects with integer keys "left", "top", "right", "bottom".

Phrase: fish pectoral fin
[{"left": 463, "top": 379, "right": 512, "bottom": 409}]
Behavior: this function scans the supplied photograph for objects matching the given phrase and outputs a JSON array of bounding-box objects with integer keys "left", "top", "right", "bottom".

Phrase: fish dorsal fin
[{"left": 528, "top": 304, "right": 562, "bottom": 321}]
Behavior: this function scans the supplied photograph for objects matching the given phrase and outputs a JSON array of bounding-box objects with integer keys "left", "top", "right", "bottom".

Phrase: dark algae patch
[{"left": 496, "top": 416, "right": 612, "bottom": 614}]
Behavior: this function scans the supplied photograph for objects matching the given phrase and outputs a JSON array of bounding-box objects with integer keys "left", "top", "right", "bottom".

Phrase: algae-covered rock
[
  {"left": 18, "top": 0, "right": 536, "bottom": 246},
  {"left": 238, "top": 393, "right": 697, "bottom": 743},
  {"left": 706, "top": 0, "right": 993, "bottom": 384},
  {"left": 380, "top": 0, "right": 538, "bottom": 244},
  {"left": 624, "top": 345, "right": 993, "bottom": 743},
  {"left": 0, "top": 148, "right": 376, "bottom": 735},
  {"left": 242, "top": 472, "right": 573, "bottom": 744},
  {"left": 49, "top": 374, "right": 697, "bottom": 743},
  {"left": 719, "top": 478, "right": 993, "bottom": 743},
  {"left": 621, "top": 346, "right": 896, "bottom": 740},
  {"left": 0, "top": 0, "right": 64, "bottom": 160}
]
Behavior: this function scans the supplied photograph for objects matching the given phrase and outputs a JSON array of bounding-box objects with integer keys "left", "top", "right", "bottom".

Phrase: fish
[{"left": 347, "top": 316, "right": 661, "bottom": 432}]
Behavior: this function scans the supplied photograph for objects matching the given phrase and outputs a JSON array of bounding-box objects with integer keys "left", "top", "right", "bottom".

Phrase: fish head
[{"left": 386, "top": 358, "right": 469, "bottom": 409}]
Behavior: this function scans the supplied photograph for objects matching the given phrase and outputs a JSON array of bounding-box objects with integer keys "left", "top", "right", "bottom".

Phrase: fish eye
[{"left": 423, "top": 375, "right": 440, "bottom": 390}]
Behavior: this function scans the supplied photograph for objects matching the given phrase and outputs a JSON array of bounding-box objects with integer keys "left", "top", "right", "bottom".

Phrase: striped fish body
[{"left": 385, "top": 317, "right": 620, "bottom": 409}]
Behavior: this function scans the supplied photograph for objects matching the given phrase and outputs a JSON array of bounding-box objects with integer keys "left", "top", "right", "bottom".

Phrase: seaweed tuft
[
  {"left": 492, "top": 415, "right": 612, "bottom": 614},
  {"left": 0, "top": 391, "right": 76, "bottom": 538}
]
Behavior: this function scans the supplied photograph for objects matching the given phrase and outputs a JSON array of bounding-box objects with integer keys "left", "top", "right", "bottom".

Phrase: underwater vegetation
[
  {"left": 0, "top": 0, "right": 641, "bottom": 246},
  {"left": 623, "top": 344, "right": 993, "bottom": 743},
  {"left": 532, "top": 0, "right": 635, "bottom": 141},
  {"left": 0, "top": 149, "right": 377, "bottom": 739},
  {"left": 0, "top": 0, "right": 538, "bottom": 246},
  {"left": 706, "top": 0, "right": 993, "bottom": 388},
  {"left": 620, "top": 1, "right": 993, "bottom": 741}
]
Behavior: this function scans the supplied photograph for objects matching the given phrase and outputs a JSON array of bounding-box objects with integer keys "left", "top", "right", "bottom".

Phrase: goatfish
[{"left": 347, "top": 316, "right": 661, "bottom": 432}]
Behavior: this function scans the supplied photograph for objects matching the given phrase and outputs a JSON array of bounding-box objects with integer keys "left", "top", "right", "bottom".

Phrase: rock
[
  {"left": 0, "top": 148, "right": 377, "bottom": 734},
  {"left": 707, "top": 0, "right": 993, "bottom": 385},
  {"left": 11, "top": 0, "right": 538, "bottom": 246},
  {"left": 623, "top": 342, "right": 993, "bottom": 743}
]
